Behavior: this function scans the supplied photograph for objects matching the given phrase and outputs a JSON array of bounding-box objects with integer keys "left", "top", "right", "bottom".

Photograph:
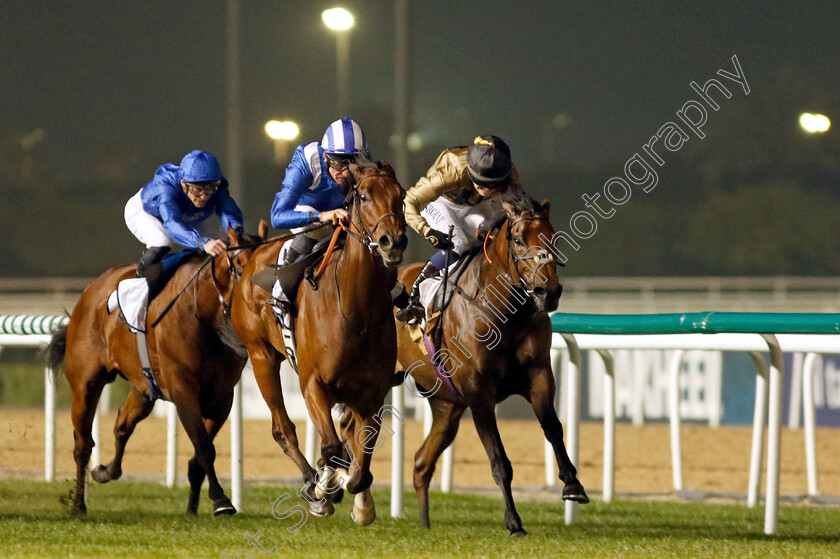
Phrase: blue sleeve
[
  {"left": 157, "top": 193, "right": 204, "bottom": 248},
  {"left": 213, "top": 185, "right": 244, "bottom": 234},
  {"left": 270, "top": 147, "right": 320, "bottom": 229}
]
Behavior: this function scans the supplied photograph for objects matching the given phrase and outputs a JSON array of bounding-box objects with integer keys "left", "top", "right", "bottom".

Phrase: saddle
[{"left": 249, "top": 233, "right": 345, "bottom": 308}]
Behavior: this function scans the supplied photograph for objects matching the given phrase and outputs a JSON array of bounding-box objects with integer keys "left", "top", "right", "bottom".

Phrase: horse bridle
[
  {"left": 341, "top": 172, "right": 399, "bottom": 256},
  {"left": 486, "top": 215, "right": 557, "bottom": 303}
]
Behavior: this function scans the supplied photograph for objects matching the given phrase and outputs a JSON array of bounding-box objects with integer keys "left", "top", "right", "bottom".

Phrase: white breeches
[{"left": 124, "top": 189, "right": 223, "bottom": 249}]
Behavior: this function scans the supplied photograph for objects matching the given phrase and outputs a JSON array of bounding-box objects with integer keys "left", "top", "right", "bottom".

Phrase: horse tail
[{"left": 47, "top": 323, "right": 68, "bottom": 372}]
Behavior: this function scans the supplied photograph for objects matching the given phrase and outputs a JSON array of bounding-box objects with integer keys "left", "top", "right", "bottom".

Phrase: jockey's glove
[{"left": 425, "top": 228, "right": 454, "bottom": 250}]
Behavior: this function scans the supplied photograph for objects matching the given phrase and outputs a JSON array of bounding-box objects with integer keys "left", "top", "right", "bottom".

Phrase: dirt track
[{"left": 2, "top": 409, "right": 839, "bottom": 499}]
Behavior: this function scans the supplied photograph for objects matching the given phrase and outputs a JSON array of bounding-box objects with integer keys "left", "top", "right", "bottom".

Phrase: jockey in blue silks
[
  {"left": 124, "top": 150, "right": 244, "bottom": 277},
  {"left": 269, "top": 117, "right": 409, "bottom": 312}
]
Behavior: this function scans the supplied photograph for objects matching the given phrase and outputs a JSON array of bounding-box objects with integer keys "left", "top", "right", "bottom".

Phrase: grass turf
[{"left": 1, "top": 480, "right": 839, "bottom": 558}]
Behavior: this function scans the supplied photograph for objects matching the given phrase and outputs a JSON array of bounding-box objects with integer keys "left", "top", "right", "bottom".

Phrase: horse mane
[{"left": 500, "top": 190, "right": 541, "bottom": 214}]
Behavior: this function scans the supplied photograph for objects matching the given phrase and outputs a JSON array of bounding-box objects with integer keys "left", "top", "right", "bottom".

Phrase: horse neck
[
  {"left": 334, "top": 233, "right": 393, "bottom": 323},
  {"left": 192, "top": 256, "right": 230, "bottom": 321}
]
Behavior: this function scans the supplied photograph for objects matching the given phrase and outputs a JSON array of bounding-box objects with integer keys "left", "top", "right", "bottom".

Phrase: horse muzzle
[
  {"left": 377, "top": 233, "right": 408, "bottom": 269},
  {"left": 533, "top": 284, "right": 562, "bottom": 313}
]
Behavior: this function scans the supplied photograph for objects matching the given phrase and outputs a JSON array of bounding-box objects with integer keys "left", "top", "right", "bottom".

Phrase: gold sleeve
[{"left": 404, "top": 149, "right": 468, "bottom": 236}]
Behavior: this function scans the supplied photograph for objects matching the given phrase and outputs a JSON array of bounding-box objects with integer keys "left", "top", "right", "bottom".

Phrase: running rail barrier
[{"left": 547, "top": 312, "right": 840, "bottom": 535}]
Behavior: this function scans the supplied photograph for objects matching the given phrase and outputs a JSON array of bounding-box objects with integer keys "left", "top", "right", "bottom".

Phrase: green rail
[{"left": 550, "top": 312, "right": 840, "bottom": 335}]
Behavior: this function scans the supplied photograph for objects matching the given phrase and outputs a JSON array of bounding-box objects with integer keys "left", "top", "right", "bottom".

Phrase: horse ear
[
  {"left": 226, "top": 226, "right": 240, "bottom": 247},
  {"left": 501, "top": 199, "right": 518, "bottom": 217},
  {"left": 539, "top": 198, "right": 551, "bottom": 214},
  {"left": 258, "top": 219, "right": 269, "bottom": 241}
]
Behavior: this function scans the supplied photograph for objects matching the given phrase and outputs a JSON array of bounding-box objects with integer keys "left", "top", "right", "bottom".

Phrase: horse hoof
[
  {"left": 509, "top": 529, "right": 528, "bottom": 538},
  {"left": 90, "top": 465, "right": 111, "bottom": 484},
  {"left": 562, "top": 482, "right": 590, "bottom": 504},
  {"left": 308, "top": 499, "right": 335, "bottom": 518},
  {"left": 351, "top": 506, "right": 376, "bottom": 526},
  {"left": 212, "top": 498, "right": 237, "bottom": 516}
]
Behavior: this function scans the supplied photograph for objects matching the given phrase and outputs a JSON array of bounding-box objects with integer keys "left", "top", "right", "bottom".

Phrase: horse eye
[
  {"left": 359, "top": 194, "right": 368, "bottom": 202},
  {"left": 514, "top": 237, "right": 524, "bottom": 246}
]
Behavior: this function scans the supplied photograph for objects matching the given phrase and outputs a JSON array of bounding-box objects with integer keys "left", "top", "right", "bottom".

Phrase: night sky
[{"left": 2, "top": 1, "right": 839, "bottom": 273}]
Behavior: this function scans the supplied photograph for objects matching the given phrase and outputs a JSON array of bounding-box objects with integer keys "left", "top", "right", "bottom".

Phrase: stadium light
[
  {"left": 799, "top": 113, "right": 831, "bottom": 134},
  {"left": 264, "top": 120, "right": 299, "bottom": 164}
]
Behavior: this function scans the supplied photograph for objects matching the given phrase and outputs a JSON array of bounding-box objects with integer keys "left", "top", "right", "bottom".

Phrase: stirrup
[{"left": 267, "top": 296, "right": 291, "bottom": 313}]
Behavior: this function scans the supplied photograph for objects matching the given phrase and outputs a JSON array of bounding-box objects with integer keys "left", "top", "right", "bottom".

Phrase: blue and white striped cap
[{"left": 320, "top": 118, "right": 368, "bottom": 156}]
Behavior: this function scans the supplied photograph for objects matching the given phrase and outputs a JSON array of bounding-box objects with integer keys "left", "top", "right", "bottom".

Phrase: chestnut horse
[
  {"left": 395, "top": 193, "right": 589, "bottom": 535},
  {"left": 48, "top": 222, "right": 267, "bottom": 516},
  {"left": 231, "top": 163, "right": 407, "bottom": 524}
]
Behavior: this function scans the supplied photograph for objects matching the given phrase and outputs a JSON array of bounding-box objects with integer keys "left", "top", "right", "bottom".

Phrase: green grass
[{"left": 1, "top": 481, "right": 839, "bottom": 558}]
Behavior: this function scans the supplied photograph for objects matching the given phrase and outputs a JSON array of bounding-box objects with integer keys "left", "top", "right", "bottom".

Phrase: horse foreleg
[
  {"left": 91, "top": 386, "right": 154, "bottom": 484},
  {"left": 186, "top": 416, "right": 230, "bottom": 514},
  {"left": 303, "top": 382, "right": 346, "bottom": 501},
  {"left": 170, "top": 391, "right": 235, "bottom": 516},
  {"left": 529, "top": 367, "right": 589, "bottom": 503},
  {"left": 413, "top": 397, "right": 466, "bottom": 528},
  {"left": 68, "top": 367, "right": 108, "bottom": 515},
  {"left": 471, "top": 402, "right": 526, "bottom": 536}
]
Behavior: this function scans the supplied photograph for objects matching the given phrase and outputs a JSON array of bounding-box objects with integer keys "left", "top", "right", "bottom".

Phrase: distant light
[
  {"left": 799, "top": 113, "right": 830, "bottom": 134},
  {"left": 265, "top": 120, "right": 299, "bottom": 140},
  {"left": 322, "top": 7, "right": 354, "bottom": 31},
  {"left": 406, "top": 133, "right": 423, "bottom": 152}
]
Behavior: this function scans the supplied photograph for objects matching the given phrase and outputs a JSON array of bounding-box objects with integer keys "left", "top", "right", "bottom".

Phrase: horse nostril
[
  {"left": 378, "top": 235, "right": 393, "bottom": 250},
  {"left": 395, "top": 234, "right": 408, "bottom": 251},
  {"left": 533, "top": 287, "right": 547, "bottom": 298}
]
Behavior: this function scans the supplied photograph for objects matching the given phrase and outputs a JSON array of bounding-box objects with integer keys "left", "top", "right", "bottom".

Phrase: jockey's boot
[
  {"left": 395, "top": 261, "right": 439, "bottom": 323},
  {"left": 135, "top": 246, "right": 171, "bottom": 278}
]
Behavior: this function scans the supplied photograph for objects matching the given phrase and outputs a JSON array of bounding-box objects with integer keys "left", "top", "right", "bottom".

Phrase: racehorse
[
  {"left": 230, "top": 163, "right": 407, "bottom": 524},
  {"left": 395, "top": 192, "right": 589, "bottom": 535},
  {"left": 48, "top": 222, "right": 268, "bottom": 516}
]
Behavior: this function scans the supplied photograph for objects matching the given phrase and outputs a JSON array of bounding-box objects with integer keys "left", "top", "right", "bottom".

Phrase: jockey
[
  {"left": 124, "top": 150, "right": 244, "bottom": 277},
  {"left": 269, "top": 117, "right": 411, "bottom": 314},
  {"left": 395, "top": 135, "right": 522, "bottom": 323}
]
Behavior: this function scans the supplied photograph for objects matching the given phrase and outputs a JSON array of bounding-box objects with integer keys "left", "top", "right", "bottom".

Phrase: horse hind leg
[
  {"left": 91, "top": 386, "right": 154, "bottom": 484},
  {"left": 249, "top": 350, "right": 331, "bottom": 516},
  {"left": 67, "top": 366, "right": 109, "bottom": 515},
  {"left": 413, "top": 397, "right": 466, "bottom": 529}
]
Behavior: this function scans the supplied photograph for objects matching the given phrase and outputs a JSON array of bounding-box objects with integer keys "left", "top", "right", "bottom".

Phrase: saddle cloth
[{"left": 105, "top": 250, "right": 197, "bottom": 401}]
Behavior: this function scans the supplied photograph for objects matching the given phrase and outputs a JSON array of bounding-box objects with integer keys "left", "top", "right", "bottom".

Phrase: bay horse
[
  {"left": 230, "top": 163, "right": 407, "bottom": 524},
  {"left": 48, "top": 222, "right": 268, "bottom": 516},
  {"left": 395, "top": 192, "right": 589, "bottom": 535}
]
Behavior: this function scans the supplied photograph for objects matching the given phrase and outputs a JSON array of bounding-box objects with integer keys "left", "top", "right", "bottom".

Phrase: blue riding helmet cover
[{"left": 180, "top": 150, "right": 223, "bottom": 183}]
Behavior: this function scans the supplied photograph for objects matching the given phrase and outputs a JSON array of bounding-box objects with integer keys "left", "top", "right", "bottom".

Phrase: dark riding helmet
[{"left": 466, "top": 135, "right": 512, "bottom": 189}]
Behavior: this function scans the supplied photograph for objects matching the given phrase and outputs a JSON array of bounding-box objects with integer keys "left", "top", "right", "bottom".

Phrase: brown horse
[
  {"left": 230, "top": 163, "right": 407, "bottom": 524},
  {"left": 395, "top": 192, "right": 588, "bottom": 536},
  {"left": 48, "top": 222, "right": 268, "bottom": 516}
]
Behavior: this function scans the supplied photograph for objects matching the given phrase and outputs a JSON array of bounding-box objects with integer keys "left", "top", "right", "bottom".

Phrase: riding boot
[
  {"left": 135, "top": 246, "right": 171, "bottom": 278},
  {"left": 395, "top": 261, "right": 439, "bottom": 323}
]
